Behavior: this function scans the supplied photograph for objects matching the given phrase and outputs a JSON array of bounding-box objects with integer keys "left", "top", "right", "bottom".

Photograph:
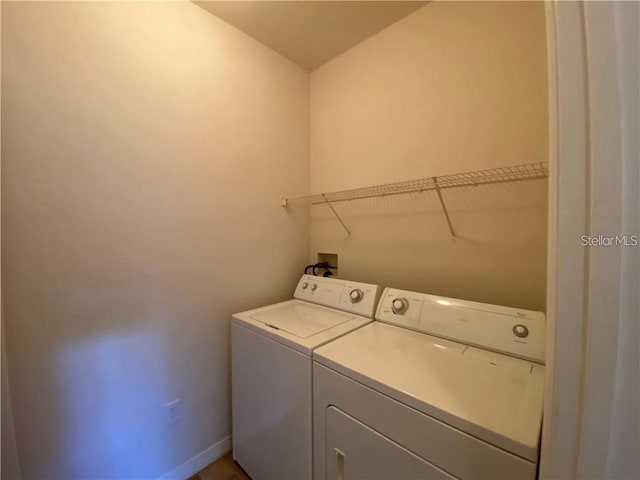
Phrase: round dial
[
  {"left": 310, "top": 284, "right": 318, "bottom": 292},
  {"left": 301, "top": 282, "right": 309, "bottom": 290},
  {"left": 391, "top": 297, "right": 409, "bottom": 315},
  {"left": 513, "top": 324, "right": 529, "bottom": 338},
  {"left": 349, "top": 289, "right": 364, "bottom": 303}
]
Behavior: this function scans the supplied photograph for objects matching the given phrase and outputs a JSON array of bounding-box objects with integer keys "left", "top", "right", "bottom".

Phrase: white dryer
[
  {"left": 313, "top": 287, "right": 545, "bottom": 480},
  {"left": 232, "top": 274, "right": 381, "bottom": 480}
]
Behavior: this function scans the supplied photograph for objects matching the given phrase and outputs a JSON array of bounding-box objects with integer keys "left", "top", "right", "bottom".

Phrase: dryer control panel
[
  {"left": 376, "top": 288, "right": 545, "bottom": 364},
  {"left": 294, "top": 275, "right": 382, "bottom": 318}
]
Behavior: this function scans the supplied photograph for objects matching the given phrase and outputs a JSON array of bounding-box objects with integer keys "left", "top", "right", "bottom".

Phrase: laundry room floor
[{"left": 188, "top": 452, "right": 250, "bottom": 480}]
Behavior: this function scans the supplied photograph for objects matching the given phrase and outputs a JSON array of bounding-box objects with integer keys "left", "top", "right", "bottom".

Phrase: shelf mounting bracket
[
  {"left": 433, "top": 176, "right": 456, "bottom": 240},
  {"left": 322, "top": 194, "right": 351, "bottom": 237}
]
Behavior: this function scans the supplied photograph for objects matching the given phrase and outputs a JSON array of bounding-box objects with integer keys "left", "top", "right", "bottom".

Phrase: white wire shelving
[{"left": 281, "top": 162, "right": 549, "bottom": 239}]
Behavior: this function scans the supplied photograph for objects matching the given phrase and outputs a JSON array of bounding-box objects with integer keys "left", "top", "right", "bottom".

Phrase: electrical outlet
[{"left": 166, "top": 399, "right": 182, "bottom": 425}]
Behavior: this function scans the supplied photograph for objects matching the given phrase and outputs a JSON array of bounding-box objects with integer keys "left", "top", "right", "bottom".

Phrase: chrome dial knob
[
  {"left": 349, "top": 289, "right": 364, "bottom": 304},
  {"left": 391, "top": 297, "right": 409, "bottom": 315},
  {"left": 310, "top": 284, "right": 318, "bottom": 292}
]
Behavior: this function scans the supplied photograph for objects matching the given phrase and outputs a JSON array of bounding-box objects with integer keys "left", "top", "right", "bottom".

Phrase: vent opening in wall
[{"left": 317, "top": 253, "right": 338, "bottom": 277}]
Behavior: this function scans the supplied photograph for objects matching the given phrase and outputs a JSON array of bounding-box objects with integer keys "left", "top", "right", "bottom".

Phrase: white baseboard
[{"left": 156, "top": 435, "right": 232, "bottom": 480}]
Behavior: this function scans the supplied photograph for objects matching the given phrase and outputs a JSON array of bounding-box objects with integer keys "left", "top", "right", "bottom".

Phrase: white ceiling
[{"left": 194, "top": 1, "right": 428, "bottom": 70}]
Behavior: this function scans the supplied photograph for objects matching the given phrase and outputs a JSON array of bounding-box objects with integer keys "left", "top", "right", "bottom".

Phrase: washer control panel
[
  {"left": 294, "top": 275, "right": 382, "bottom": 318},
  {"left": 376, "top": 288, "right": 545, "bottom": 363}
]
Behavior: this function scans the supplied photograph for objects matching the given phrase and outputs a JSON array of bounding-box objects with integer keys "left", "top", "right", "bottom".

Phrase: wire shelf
[{"left": 282, "top": 162, "right": 548, "bottom": 206}]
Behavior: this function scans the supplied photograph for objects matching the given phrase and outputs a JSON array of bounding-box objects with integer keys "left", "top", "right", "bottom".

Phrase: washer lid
[
  {"left": 313, "top": 322, "right": 545, "bottom": 461},
  {"left": 250, "top": 302, "right": 355, "bottom": 338},
  {"left": 233, "top": 300, "right": 372, "bottom": 355}
]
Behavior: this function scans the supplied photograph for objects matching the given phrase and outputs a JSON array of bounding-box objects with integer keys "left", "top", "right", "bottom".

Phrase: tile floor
[{"left": 188, "top": 452, "right": 250, "bottom": 480}]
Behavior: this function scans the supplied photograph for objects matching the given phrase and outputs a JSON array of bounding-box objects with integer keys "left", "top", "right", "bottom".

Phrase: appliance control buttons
[
  {"left": 391, "top": 297, "right": 409, "bottom": 315},
  {"left": 301, "top": 282, "right": 309, "bottom": 290},
  {"left": 310, "top": 284, "right": 318, "bottom": 292},
  {"left": 349, "top": 289, "right": 364, "bottom": 303},
  {"left": 513, "top": 324, "right": 529, "bottom": 338}
]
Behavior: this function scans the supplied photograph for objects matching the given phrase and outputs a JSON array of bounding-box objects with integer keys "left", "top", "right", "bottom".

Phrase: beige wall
[
  {"left": 2, "top": 329, "right": 21, "bottom": 480},
  {"left": 1, "top": 1, "right": 550, "bottom": 477},
  {"left": 310, "top": 1, "right": 548, "bottom": 310},
  {"left": 0, "top": 3, "right": 22, "bottom": 477},
  {"left": 1, "top": 2, "right": 309, "bottom": 478}
]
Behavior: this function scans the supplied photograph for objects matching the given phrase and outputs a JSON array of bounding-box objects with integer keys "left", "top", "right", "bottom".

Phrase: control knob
[
  {"left": 301, "top": 282, "right": 309, "bottom": 290},
  {"left": 391, "top": 297, "right": 409, "bottom": 315},
  {"left": 513, "top": 324, "right": 529, "bottom": 338},
  {"left": 349, "top": 289, "right": 364, "bottom": 304},
  {"left": 310, "top": 284, "right": 318, "bottom": 292}
]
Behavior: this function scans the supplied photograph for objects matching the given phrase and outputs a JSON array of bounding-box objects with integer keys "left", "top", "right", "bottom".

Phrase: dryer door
[{"left": 325, "top": 406, "right": 457, "bottom": 480}]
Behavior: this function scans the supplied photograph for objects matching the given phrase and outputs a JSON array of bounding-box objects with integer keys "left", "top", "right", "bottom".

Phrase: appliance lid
[
  {"left": 313, "top": 322, "right": 545, "bottom": 461},
  {"left": 250, "top": 302, "right": 357, "bottom": 338}
]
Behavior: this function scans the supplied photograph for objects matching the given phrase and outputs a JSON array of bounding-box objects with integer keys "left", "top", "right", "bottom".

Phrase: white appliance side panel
[
  {"left": 232, "top": 323, "right": 311, "bottom": 480},
  {"left": 325, "top": 406, "right": 456, "bottom": 480},
  {"left": 313, "top": 363, "right": 537, "bottom": 480}
]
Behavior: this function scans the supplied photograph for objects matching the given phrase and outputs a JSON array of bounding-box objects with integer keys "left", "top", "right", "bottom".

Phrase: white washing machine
[
  {"left": 232, "top": 274, "right": 382, "bottom": 480},
  {"left": 313, "top": 287, "right": 545, "bottom": 480}
]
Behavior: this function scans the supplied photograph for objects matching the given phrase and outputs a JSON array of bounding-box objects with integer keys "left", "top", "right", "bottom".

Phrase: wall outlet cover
[{"left": 166, "top": 399, "right": 182, "bottom": 425}]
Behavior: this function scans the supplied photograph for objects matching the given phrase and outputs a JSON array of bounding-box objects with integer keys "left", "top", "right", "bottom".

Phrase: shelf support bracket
[
  {"left": 433, "top": 177, "right": 456, "bottom": 240},
  {"left": 322, "top": 194, "right": 351, "bottom": 237}
]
